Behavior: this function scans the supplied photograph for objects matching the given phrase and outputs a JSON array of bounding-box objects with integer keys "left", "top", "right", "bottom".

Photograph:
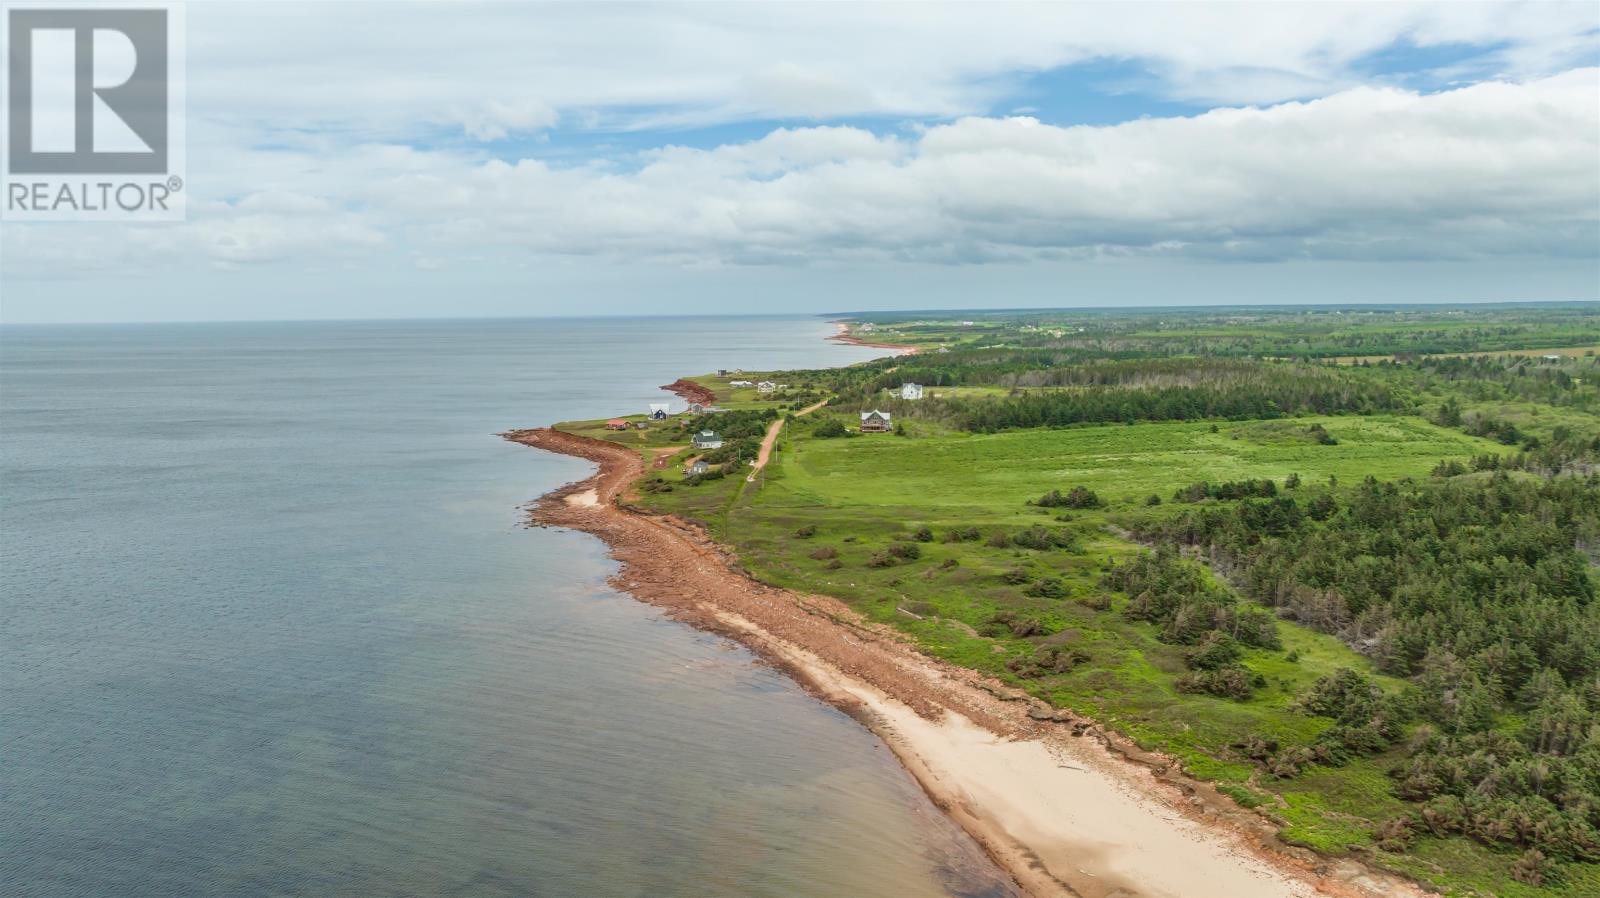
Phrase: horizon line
[{"left": 2, "top": 298, "right": 1596, "bottom": 328}]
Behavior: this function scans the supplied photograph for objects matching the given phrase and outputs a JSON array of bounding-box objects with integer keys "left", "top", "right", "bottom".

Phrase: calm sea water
[{"left": 0, "top": 317, "right": 1016, "bottom": 898}]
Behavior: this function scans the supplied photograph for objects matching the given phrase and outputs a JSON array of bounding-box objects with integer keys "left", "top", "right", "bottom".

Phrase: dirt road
[{"left": 745, "top": 398, "right": 827, "bottom": 482}]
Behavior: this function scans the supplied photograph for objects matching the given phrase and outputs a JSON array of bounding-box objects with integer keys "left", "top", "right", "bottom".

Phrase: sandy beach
[{"left": 503, "top": 424, "right": 1426, "bottom": 898}]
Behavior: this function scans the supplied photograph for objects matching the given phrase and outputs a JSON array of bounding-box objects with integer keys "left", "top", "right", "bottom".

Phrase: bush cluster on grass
[
  {"left": 1006, "top": 645, "right": 1089, "bottom": 678},
  {"left": 1024, "top": 577, "right": 1068, "bottom": 599},
  {"left": 981, "top": 610, "right": 1050, "bottom": 639},
  {"left": 1031, "top": 486, "right": 1103, "bottom": 509},
  {"left": 1009, "top": 524, "right": 1078, "bottom": 551},
  {"left": 1172, "top": 478, "right": 1278, "bottom": 503}
]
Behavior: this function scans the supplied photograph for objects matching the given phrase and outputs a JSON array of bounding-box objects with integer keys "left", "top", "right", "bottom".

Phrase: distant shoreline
[
  {"left": 825, "top": 320, "right": 920, "bottom": 355},
  {"left": 503, "top": 328, "right": 1426, "bottom": 898}
]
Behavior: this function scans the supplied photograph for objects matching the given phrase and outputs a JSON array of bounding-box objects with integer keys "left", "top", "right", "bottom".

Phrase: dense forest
[{"left": 1128, "top": 473, "right": 1600, "bottom": 876}]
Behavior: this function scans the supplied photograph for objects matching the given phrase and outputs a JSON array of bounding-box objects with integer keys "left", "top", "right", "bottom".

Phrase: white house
[
  {"left": 757, "top": 381, "right": 777, "bottom": 393},
  {"left": 859, "top": 410, "right": 892, "bottom": 433},
  {"left": 900, "top": 383, "right": 924, "bottom": 400},
  {"left": 729, "top": 379, "right": 753, "bottom": 387},
  {"left": 692, "top": 431, "right": 724, "bottom": 450},
  {"left": 648, "top": 403, "right": 670, "bottom": 420}
]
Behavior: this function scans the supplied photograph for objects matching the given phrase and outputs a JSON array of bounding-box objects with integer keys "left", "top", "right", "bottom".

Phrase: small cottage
[
  {"left": 604, "top": 419, "right": 628, "bottom": 431},
  {"left": 649, "top": 403, "right": 670, "bottom": 420},
  {"left": 692, "top": 430, "right": 724, "bottom": 450},
  {"left": 859, "top": 410, "right": 892, "bottom": 433},
  {"left": 900, "top": 383, "right": 924, "bottom": 400},
  {"left": 688, "top": 459, "right": 711, "bottom": 475}
]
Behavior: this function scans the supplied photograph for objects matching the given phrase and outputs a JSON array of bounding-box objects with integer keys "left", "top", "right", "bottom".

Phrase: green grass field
[
  {"left": 621, "top": 411, "right": 1549, "bottom": 896},
  {"left": 774, "top": 415, "right": 1505, "bottom": 510}
]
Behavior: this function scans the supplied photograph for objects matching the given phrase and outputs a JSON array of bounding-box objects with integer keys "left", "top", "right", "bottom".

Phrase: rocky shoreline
[{"left": 502, "top": 425, "right": 1427, "bottom": 898}]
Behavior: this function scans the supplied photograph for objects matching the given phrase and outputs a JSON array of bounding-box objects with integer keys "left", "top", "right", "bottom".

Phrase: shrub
[
  {"left": 1077, "top": 593, "right": 1112, "bottom": 611},
  {"left": 1145, "top": 494, "right": 1162, "bottom": 506},
  {"left": 1033, "top": 486, "right": 1102, "bottom": 509},
  {"left": 1175, "top": 664, "right": 1260, "bottom": 700},
  {"left": 866, "top": 552, "right": 895, "bottom": 568},
  {"left": 986, "top": 530, "right": 1012, "bottom": 548},
  {"left": 1006, "top": 646, "right": 1089, "bottom": 678},
  {"left": 812, "top": 419, "right": 848, "bottom": 438},
  {"left": 984, "top": 611, "right": 1049, "bottom": 639},
  {"left": 943, "top": 526, "right": 981, "bottom": 543},
  {"left": 1511, "top": 849, "right": 1552, "bottom": 886},
  {"left": 887, "top": 542, "right": 921, "bottom": 560},
  {"left": 911, "top": 526, "right": 933, "bottom": 542},
  {"left": 808, "top": 546, "right": 838, "bottom": 561},
  {"left": 793, "top": 524, "right": 818, "bottom": 538},
  {"left": 1184, "top": 632, "right": 1240, "bottom": 671},
  {"left": 1025, "top": 578, "right": 1068, "bottom": 599},
  {"left": 1001, "top": 567, "right": 1031, "bottom": 585},
  {"left": 1011, "top": 525, "right": 1077, "bottom": 550}
]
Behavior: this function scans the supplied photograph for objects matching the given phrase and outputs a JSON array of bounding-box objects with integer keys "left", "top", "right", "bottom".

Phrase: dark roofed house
[
  {"left": 688, "top": 459, "right": 711, "bottom": 475},
  {"left": 692, "top": 430, "right": 724, "bottom": 450},
  {"left": 859, "top": 410, "right": 892, "bottom": 433}
]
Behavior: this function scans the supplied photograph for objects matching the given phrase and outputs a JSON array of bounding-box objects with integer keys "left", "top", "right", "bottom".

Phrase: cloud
[
  {"left": 7, "top": 69, "right": 1593, "bottom": 283},
  {"left": 182, "top": 1, "right": 1600, "bottom": 136},
  {"left": 376, "top": 70, "right": 1600, "bottom": 266}
]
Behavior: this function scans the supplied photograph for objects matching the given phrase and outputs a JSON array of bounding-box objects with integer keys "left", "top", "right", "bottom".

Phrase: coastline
[
  {"left": 826, "top": 320, "right": 921, "bottom": 354},
  {"left": 503, "top": 423, "right": 1427, "bottom": 898}
]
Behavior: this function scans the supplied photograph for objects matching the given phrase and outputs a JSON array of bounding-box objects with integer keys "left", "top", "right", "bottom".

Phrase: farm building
[
  {"left": 649, "top": 403, "right": 670, "bottom": 420},
  {"left": 859, "top": 410, "right": 892, "bottom": 433},
  {"left": 757, "top": 381, "right": 777, "bottom": 393},
  {"left": 604, "top": 419, "right": 628, "bottom": 431},
  {"left": 729, "top": 379, "right": 753, "bottom": 387},
  {"left": 687, "top": 459, "right": 711, "bottom": 475},
  {"left": 692, "top": 431, "right": 724, "bottom": 450},
  {"left": 900, "top": 383, "right": 924, "bottom": 400}
]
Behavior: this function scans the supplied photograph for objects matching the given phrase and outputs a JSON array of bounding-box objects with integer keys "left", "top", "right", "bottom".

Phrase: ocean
[{"left": 0, "top": 316, "right": 1016, "bottom": 898}]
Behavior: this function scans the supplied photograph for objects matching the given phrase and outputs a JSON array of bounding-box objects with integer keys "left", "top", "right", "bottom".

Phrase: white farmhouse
[
  {"left": 900, "top": 383, "right": 924, "bottom": 401},
  {"left": 692, "top": 431, "right": 724, "bottom": 450}
]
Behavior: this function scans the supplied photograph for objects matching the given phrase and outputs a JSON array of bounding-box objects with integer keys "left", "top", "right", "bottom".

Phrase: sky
[{"left": 1, "top": 0, "right": 1598, "bottom": 323}]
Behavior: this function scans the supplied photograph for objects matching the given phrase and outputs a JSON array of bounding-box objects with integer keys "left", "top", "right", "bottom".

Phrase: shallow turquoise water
[{"left": 0, "top": 317, "right": 1015, "bottom": 898}]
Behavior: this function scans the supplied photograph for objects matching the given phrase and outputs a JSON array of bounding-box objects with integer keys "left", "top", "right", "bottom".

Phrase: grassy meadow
[{"left": 613, "top": 407, "right": 1583, "bottom": 896}]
